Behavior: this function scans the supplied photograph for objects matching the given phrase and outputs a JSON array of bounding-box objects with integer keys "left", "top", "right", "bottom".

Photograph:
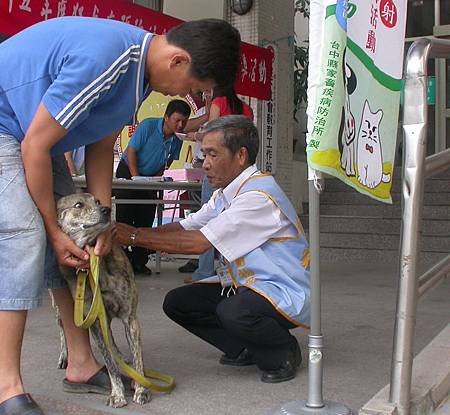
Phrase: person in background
[
  {"left": 115, "top": 99, "right": 191, "bottom": 275},
  {"left": 184, "top": 89, "right": 212, "bottom": 135},
  {"left": 209, "top": 85, "right": 254, "bottom": 120},
  {"left": 64, "top": 146, "right": 85, "bottom": 176},
  {"left": 0, "top": 16, "right": 240, "bottom": 414},
  {"left": 178, "top": 85, "right": 254, "bottom": 282},
  {"left": 113, "top": 116, "right": 310, "bottom": 384},
  {"left": 176, "top": 89, "right": 213, "bottom": 273}
]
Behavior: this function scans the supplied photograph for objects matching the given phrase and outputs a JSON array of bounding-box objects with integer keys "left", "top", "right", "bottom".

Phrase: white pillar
[{"left": 227, "top": 0, "right": 295, "bottom": 198}]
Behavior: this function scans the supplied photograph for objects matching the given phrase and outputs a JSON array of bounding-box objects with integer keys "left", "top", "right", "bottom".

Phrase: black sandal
[
  {"left": 0, "top": 393, "right": 44, "bottom": 415},
  {"left": 62, "top": 366, "right": 132, "bottom": 395}
]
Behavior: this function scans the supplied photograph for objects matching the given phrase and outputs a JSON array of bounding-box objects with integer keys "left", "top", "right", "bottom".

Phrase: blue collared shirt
[
  {"left": 0, "top": 17, "right": 152, "bottom": 155},
  {"left": 122, "top": 118, "right": 182, "bottom": 176}
]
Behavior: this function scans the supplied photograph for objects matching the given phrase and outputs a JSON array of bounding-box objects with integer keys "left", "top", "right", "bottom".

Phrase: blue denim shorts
[
  {"left": 45, "top": 153, "right": 76, "bottom": 290},
  {"left": 0, "top": 134, "right": 74, "bottom": 310}
]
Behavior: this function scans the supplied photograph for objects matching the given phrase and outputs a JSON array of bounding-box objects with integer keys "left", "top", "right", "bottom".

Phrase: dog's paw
[
  {"left": 57, "top": 354, "right": 68, "bottom": 369},
  {"left": 133, "top": 388, "right": 152, "bottom": 405},
  {"left": 106, "top": 394, "right": 127, "bottom": 408}
]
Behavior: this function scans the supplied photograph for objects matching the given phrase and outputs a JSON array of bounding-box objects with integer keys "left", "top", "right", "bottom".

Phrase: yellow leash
[{"left": 74, "top": 252, "right": 175, "bottom": 393}]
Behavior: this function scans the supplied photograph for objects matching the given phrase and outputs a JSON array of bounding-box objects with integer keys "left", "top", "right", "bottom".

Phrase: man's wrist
[
  {"left": 129, "top": 228, "right": 140, "bottom": 247},
  {"left": 43, "top": 219, "right": 61, "bottom": 241}
]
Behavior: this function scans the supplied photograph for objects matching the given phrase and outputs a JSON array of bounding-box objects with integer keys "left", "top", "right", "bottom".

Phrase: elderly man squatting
[{"left": 113, "top": 115, "right": 311, "bottom": 383}]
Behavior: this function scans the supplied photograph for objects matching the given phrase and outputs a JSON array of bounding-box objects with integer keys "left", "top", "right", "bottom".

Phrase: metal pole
[
  {"left": 417, "top": 254, "right": 450, "bottom": 298},
  {"left": 389, "top": 38, "right": 450, "bottom": 415},
  {"left": 435, "top": 59, "right": 446, "bottom": 152},
  {"left": 434, "top": 1, "right": 447, "bottom": 153},
  {"left": 306, "top": 180, "right": 324, "bottom": 408},
  {"left": 389, "top": 38, "right": 430, "bottom": 415},
  {"left": 434, "top": 0, "right": 440, "bottom": 28},
  {"left": 425, "top": 148, "right": 450, "bottom": 177},
  {"left": 266, "top": 179, "right": 353, "bottom": 415},
  {"left": 155, "top": 190, "right": 163, "bottom": 274}
]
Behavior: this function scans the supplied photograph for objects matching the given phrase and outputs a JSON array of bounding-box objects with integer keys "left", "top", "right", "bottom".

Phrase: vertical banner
[
  {"left": 261, "top": 45, "right": 277, "bottom": 173},
  {"left": 306, "top": 0, "right": 407, "bottom": 203}
]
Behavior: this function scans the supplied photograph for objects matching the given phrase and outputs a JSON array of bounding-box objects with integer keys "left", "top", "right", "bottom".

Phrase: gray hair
[{"left": 202, "top": 115, "right": 259, "bottom": 164}]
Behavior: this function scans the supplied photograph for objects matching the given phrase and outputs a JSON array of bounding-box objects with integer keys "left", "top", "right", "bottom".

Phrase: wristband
[{"left": 129, "top": 229, "right": 139, "bottom": 247}]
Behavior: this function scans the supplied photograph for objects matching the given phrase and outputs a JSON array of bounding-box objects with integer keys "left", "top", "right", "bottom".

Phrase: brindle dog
[{"left": 56, "top": 193, "right": 151, "bottom": 408}]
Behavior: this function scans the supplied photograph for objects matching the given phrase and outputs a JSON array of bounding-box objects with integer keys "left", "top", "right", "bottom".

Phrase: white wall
[
  {"left": 163, "top": 0, "right": 224, "bottom": 20},
  {"left": 132, "top": 0, "right": 163, "bottom": 11},
  {"left": 292, "top": 160, "right": 308, "bottom": 213},
  {"left": 294, "top": 7, "right": 309, "bottom": 43},
  {"left": 226, "top": 0, "right": 296, "bottom": 200}
]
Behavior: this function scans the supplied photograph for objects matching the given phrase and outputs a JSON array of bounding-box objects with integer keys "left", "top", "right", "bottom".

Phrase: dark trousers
[
  {"left": 115, "top": 160, "right": 159, "bottom": 267},
  {"left": 162, "top": 283, "right": 299, "bottom": 371}
]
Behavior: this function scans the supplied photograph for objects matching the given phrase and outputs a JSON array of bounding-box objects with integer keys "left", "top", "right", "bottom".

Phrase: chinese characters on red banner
[
  {"left": 380, "top": 0, "right": 398, "bottom": 28},
  {"left": 1, "top": 0, "right": 273, "bottom": 100},
  {"left": 6, "top": 0, "right": 178, "bottom": 32},
  {"left": 236, "top": 42, "right": 273, "bottom": 100}
]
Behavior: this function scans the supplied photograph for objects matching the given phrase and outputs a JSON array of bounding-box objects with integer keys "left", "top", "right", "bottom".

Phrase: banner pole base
[{"left": 265, "top": 400, "right": 354, "bottom": 415}]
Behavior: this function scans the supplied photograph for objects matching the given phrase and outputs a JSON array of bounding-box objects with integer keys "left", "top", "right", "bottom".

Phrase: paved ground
[
  {"left": 21, "top": 259, "right": 449, "bottom": 415},
  {"left": 436, "top": 398, "right": 450, "bottom": 415}
]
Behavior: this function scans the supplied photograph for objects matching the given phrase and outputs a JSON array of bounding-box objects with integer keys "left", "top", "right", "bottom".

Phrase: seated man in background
[
  {"left": 113, "top": 115, "right": 311, "bottom": 383},
  {"left": 64, "top": 146, "right": 85, "bottom": 176},
  {"left": 115, "top": 99, "right": 191, "bottom": 274}
]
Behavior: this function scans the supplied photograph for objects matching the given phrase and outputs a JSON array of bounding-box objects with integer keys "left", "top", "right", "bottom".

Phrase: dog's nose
[{"left": 101, "top": 206, "right": 111, "bottom": 217}]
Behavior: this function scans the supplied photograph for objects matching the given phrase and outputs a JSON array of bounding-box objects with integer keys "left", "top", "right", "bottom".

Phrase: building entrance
[{"left": 406, "top": 0, "right": 450, "bottom": 154}]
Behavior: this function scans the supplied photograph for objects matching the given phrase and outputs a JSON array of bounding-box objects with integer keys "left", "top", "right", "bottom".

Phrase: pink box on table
[
  {"left": 162, "top": 168, "right": 204, "bottom": 221},
  {"left": 163, "top": 168, "right": 204, "bottom": 182}
]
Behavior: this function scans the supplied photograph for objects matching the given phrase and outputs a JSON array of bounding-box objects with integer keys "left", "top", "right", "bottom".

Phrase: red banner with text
[{"left": 0, "top": 0, "right": 273, "bottom": 100}]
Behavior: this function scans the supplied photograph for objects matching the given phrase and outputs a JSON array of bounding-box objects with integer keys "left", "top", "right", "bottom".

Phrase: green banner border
[
  {"left": 326, "top": 4, "right": 337, "bottom": 18},
  {"left": 325, "top": 4, "right": 402, "bottom": 91}
]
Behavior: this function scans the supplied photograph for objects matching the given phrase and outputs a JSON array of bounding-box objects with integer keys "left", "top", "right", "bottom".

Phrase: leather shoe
[
  {"left": 0, "top": 393, "right": 44, "bottom": 415},
  {"left": 220, "top": 348, "right": 255, "bottom": 366},
  {"left": 178, "top": 259, "right": 198, "bottom": 273},
  {"left": 133, "top": 264, "right": 152, "bottom": 275},
  {"left": 261, "top": 343, "right": 302, "bottom": 383}
]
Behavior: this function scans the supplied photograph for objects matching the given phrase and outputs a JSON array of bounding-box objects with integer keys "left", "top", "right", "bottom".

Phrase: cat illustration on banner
[
  {"left": 340, "top": 58, "right": 357, "bottom": 177},
  {"left": 356, "top": 100, "right": 391, "bottom": 189}
]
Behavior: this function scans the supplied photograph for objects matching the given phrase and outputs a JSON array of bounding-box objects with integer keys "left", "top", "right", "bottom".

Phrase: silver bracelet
[{"left": 129, "top": 230, "right": 139, "bottom": 247}]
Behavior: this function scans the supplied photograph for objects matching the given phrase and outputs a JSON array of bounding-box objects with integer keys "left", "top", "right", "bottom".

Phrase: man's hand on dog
[
  {"left": 94, "top": 228, "right": 113, "bottom": 257},
  {"left": 52, "top": 228, "right": 113, "bottom": 268},
  {"left": 51, "top": 229, "right": 90, "bottom": 268},
  {"left": 112, "top": 222, "right": 139, "bottom": 247}
]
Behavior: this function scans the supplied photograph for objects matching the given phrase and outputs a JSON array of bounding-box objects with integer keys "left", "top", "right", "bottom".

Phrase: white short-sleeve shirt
[{"left": 180, "top": 165, "right": 297, "bottom": 262}]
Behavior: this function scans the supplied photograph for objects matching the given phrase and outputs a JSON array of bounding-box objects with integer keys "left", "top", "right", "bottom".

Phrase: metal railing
[{"left": 389, "top": 38, "right": 450, "bottom": 415}]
